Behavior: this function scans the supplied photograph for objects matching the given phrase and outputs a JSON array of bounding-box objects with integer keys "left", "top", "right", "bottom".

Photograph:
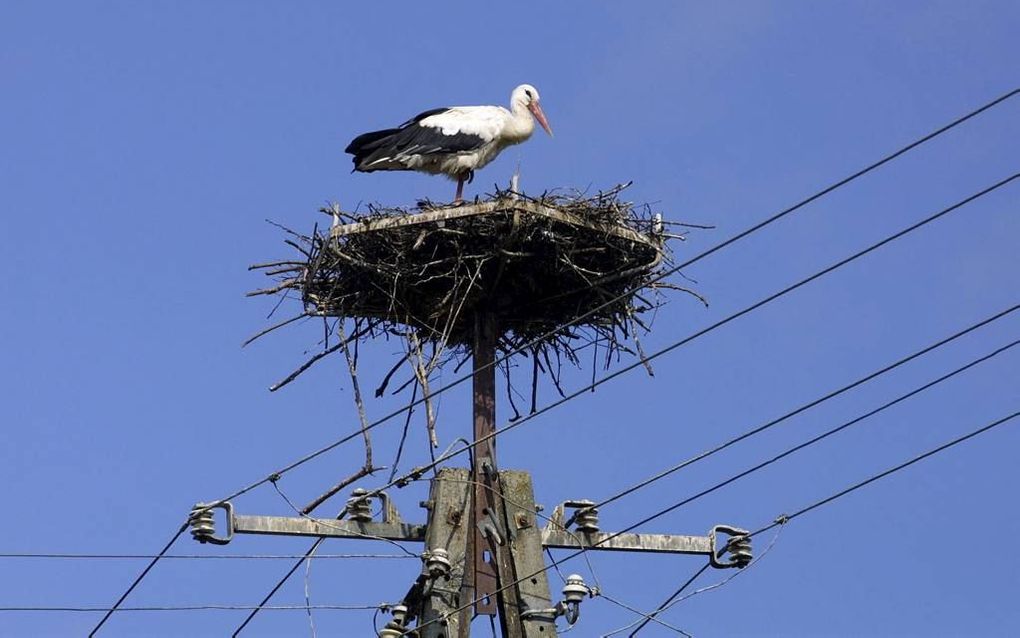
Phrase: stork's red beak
[{"left": 529, "top": 101, "right": 553, "bottom": 136}]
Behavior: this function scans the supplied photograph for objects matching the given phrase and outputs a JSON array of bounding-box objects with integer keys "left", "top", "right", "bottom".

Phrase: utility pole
[
  {"left": 206, "top": 199, "right": 755, "bottom": 636},
  {"left": 190, "top": 393, "right": 753, "bottom": 638}
]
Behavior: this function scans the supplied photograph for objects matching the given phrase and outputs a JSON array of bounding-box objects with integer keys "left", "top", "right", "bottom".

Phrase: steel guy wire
[
  {"left": 582, "top": 303, "right": 1020, "bottom": 520},
  {"left": 205, "top": 88, "right": 1020, "bottom": 513},
  {"left": 243, "top": 173, "right": 1020, "bottom": 635},
  {"left": 399, "top": 337, "right": 1020, "bottom": 636}
]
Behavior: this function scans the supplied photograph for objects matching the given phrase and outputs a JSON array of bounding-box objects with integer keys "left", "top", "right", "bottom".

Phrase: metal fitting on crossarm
[
  {"left": 377, "top": 604, "right": 409, "bottom": 638},
  {"left": 347, "top": 488, "right": 374, "bottom": 522},
  {"left": 709, "top": 524, "right": 753, "bottom": 569},
  {"left": 563, "top": 499, "right": 600, "bottom": 534},
  {"left": 188, "top": 502, "right": 234, "bottom": 545}
]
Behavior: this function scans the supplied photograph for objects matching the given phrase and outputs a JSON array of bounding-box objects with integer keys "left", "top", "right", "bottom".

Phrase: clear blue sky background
[{"left": 1, "top": 2, "right": 1018, "bottom": 636}]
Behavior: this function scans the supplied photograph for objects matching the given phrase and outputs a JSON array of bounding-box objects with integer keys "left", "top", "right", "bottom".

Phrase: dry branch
[{"left": 251, "top": 185, "right": 706, "bottom": 456}]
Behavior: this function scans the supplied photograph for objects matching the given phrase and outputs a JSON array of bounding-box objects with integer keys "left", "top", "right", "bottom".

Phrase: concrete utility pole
[
  {"left": 189, "top": 323, "right": 755, "bottom": 637},
  {"left": 212, "top": 198, "right": 754, "bottom": 636}
]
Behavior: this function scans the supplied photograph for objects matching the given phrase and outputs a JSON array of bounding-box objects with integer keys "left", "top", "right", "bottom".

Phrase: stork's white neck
[{"left": 503, "top": 99, "right": 536, "bottom": 143}]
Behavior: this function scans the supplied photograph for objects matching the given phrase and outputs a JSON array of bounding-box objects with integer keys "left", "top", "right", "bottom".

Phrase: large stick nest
[
  {"left": 250, "top": 184, "right": 705, "bottom": 411},
  {"left": 315, "top": 189, "right": 664, "bottom": 345}
]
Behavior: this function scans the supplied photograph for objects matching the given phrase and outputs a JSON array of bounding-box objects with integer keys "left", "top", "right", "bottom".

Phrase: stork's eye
[{"left": 525, "top": 89, "right": 533, "bottom": 99}]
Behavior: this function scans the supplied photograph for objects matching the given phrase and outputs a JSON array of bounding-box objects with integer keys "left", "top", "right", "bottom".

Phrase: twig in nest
[
  {"left": 247, "top": 278, "right": 301, "bottom": 298},
  {"left": 269, "top": 321, "right": 378, "bottom": 392},
  {"left": 338, "top": 321, "right": 372, "bottom": 468},
  {"left": 407, "top": 331, "right": 438, "bottom": 449},
  {"left": 374, "top": 354, "right": 409, "bottom": 398},
  {"left": 650, "top": 282, "right": 709, "bottom": 307},
  {"left": 530, "top": 348, "right": 540, "bottom": 414},
  {"left": 502, "top": 356, "right": 521, "bottom": 421},
  {"left": 387, "top": 380, "right": 418, "bottom": 484},
  {"left": 631, "top": 330, "right": 655, "bottom": 378},
  {"left": 242, "top": 312, "right": 308, "bottom": 348}
]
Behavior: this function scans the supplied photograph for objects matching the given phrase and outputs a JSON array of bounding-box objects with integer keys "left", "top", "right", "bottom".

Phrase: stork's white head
[{"left": 511, "top": 84, "right": 553, "bottom": 137}]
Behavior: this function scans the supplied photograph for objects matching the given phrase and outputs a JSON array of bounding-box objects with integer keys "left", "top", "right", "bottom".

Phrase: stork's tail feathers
[{"left": 345, "top": 128, "right": 400, "bottom": 172}]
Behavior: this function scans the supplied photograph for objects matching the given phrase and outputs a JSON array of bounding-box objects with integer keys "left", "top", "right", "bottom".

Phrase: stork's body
[{"left": 345, "top": 84, "right": 552, "bottom": 202}]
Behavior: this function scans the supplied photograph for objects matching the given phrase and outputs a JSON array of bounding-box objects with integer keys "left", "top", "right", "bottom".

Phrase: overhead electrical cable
[
  {"left": 587, "top": 304, "right": 1019, "bottom": 516},
  {"left": 629, "top": 410, "right": 1020, "bottom": 634},
  {"left": 235, "top": 173, "right": 1018, "bottom": 634},
  {"left": 400, "top": 352, "right": 1020, "bottom": 636},
  {"left": 213, "top": 88, "right": 1020, "bottom": 512}
]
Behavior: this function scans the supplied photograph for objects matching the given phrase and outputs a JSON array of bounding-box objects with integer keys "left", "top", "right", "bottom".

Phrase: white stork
[{"left": 345, "top": 84, "right": 553, "bottom": 202}]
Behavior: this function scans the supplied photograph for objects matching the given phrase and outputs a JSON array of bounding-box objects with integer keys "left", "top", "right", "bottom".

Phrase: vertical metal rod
[{"left": 469, "top": 312, "right": 500, "bottom": 621}]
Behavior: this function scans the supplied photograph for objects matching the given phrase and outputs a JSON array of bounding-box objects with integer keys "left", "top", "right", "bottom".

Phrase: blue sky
[{"left": 1, "top": 2, "right": 1018, "bottom": 636}]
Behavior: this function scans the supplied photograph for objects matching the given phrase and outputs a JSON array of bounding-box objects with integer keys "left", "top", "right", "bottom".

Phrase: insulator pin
[
  {"left": 378, "top": 604, "right": 408, "bottom": 638},
  {"left": 189, "top": 507, "right": 216, "bottom": 543},
  {"left": 347, "top": 488, "right": 373, "bottom": 522},
  {"left": 574, "top": 506, "right": 600, "bottom": 534},
  {"left": 710, "top": 524, "right": 752, "bottom": 569},
  {"left": 564, "top": 499, "right": 599, "bottom": 533},
  {"left": 187, "top": 502, "right": 233, "bottom": 545},
  {"left": 424, "top": 548, "right": 452, "bottom": 580},
  {"left": 727, "top": 535, "right": 753, "bottom": 568}
]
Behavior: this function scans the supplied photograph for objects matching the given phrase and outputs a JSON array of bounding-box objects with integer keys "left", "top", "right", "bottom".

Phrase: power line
[
  {"left": 242, "top": 174, "right": 1020, "bottom": 635},
  {"left": 220, "top": 90, "right": 1019, "bottom": 636},
  {"left": 587, "top": 305, "right": 1019, "bottom": 515},
  {"left": 88, "top": 524, "right": 187, "bottom": 637},
  {"left": 587, "top": 337, "right": 1019, "bottom": 558},
  {"left": 619, "top": 336, "right": 1020, "bottom": 635},
  {"left": 623, "top": 527, "right": 788, "bottom": 637},
  {"left": 4, "top": 604, "right": 384, "bottom": 613},
  {"left": 401, "top": 337, "right": 1020, "bottom": 636},
  {"left": 630, "top": 409, "right": 1020, "bottom": 634},
  {"left": 595, "top": 592, "right": 694, "bottom": 637},
  {"left": 615, "top": 565, "right": 708, "bottom": 637},
  {"left": 208, "top": 87, "right": 1020, "bottom": 513},
  {"left": 0, "top": 553, "right": 414, "bottom": 560},
  {"left": 234, "top": 473, "right": 607, "bottom": 635},
  {"left": 384, "top": 173, "right": 1019, "bottom": 491},
  {"left": 746, "top": 409, "right": 1020, "bottom": 540},
  {"left": 231, "top": 537, "right": 328, "bottom": 637}
]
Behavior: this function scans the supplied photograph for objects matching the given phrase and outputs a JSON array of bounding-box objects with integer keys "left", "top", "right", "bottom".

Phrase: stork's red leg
[{"left": 454, "top": 174, "right": 466, "bottom": 203}]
